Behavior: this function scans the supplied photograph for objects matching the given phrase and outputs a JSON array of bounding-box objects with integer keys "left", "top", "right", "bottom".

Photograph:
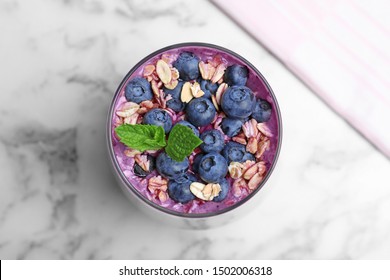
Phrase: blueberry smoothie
[{"left": 109, "top": 43, "right": 281, "bottom": 215}]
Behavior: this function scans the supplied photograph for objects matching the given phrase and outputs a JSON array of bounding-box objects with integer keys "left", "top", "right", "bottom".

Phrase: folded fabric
[{"left": 212, "top": 0, "right": 390, "bottom": 158}]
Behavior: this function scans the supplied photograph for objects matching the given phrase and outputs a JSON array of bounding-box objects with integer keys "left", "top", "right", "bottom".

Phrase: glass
[{"left": 106, "top": 43, "right": 282, "bottom": 228}]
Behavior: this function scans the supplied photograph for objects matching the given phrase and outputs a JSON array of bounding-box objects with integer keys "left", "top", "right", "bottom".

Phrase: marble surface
[{"left": 1, "top": 0, "right": 390, "bottom": 260}]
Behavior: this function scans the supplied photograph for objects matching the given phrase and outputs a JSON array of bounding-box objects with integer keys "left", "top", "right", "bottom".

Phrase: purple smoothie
[{"left": 110, "top": 44, "right": 280, "bottom": 215}]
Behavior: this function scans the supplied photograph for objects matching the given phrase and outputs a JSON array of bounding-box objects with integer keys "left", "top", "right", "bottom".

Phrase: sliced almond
[
  {"left": 156, "top": 59, "right": 172, "bottom": 84},
  {"left": 171, "top": 67, "right": 180, "bottom": 80},
  {"left": 148, "top": 176, "right": 168, "bottom": 193},
  {"left": 143, "top": 64, "right": 155, "bottom": 77},
  {"left": 181, "top": 81, "right": 193, "bottom": 103},
  {"left": 248, "top": 173, "right": 264, "bottom": 190},
  {"left": 199, "top": 61, "right": 216, "bottom": 80},
  {"left": 250, "top": 118, "right": 259, "bottom": 133},
  {"left": 246, "top": 137, "right": 258, "bottom": 154},
  {"left": 145, "top": 149, "right": 158, "bottom": 155},
  {"left": 233, "top": 178, "right": 247, "bottom": 197},
  {"left": 198, "top": 61, "right": 206, "bottom": 78},
  {"left": 243, "top": 162, "right": 267, "bottom": 180},
  {"left": 190, "top": 182, "right": 221, "bottom": 201},
  {"left": 256, "top": 130, "right": 263, "bottom": 141},
  {"left": 242, "top": 119, "right": 258, "bottom": 138},
  {"left": 235, "top": 132, "right": 246, "bottom": 139},
  {"left": 213, "top": 114, "right": 223, "bottom": 129},
  {"left": 137, "top": 101, "right": 151, "bottom": 114},
  {"left": 148, "top": 176, "right": 168, "bottom": 202},
  {"left": 243, "top": 163, "right": 259, "bottom": 180},
  {"left": 202, "top": 184, "right": 213, "bottom": 198},
  {"left": 158, "top": 191, "right": 168, "bottom": 202},
  {"left": 211, "top": 64, "right": 226, "bottom": 84},
  {"left": 116, "top": 102, "right": 140, "bottom": 118},
  {"left": 215, "top": 83, "right": 228, "bottom": 104},
  {"left": 232, "top": 132, "right": 247, "bottom": 145},
  {"left": 157, "top": 92, "right": 169, "bottom": 109},
  {"left": 148, "top": 176, "right": 168, "bottom": 203},
  {"left": 123, "top": 113, "right": 139, "bottom": 125},
  {"left": 140, "top": 100, "right": 154, "bottom": 109},
  {"left": 211, "top": 94, "right": 219, "bottom": 111},
  {"left": 137, "top": 107, "right": 148, "bottom": 114},
  {"left": 160, "top": 93, "right": 173, "bottom": 109},
  {"left": 151, "top": 72, "right": 160, "bottom": 81},
  {"left": 257, "top": 161, "right": 267, "bottom": 176},
  {"left": 151, "top": 80, "right": 160, "bottom": 98},
  {"left": 191, "top": 82, "right": 205, "bottom": 98},
  {"left": 232, "top": 136, "right": 247, "bottom": 145},
  {"left": 242, "top": 160, "right": 256, "bottom": 172},
  {"left": 193, "top": 90, "right": 205, "bottom": 98},
  {"left": 190, "top": 182, "right": 206, "bottom": 199},
  {"left": 134, "top": 154, "right": 150, "bottom": 171},
  {"left": 124, "top": 148, "right": 141, "bottom": 157},
  {"left": 257, "top": 123, "right": 274, "bottom": 138},
  {"left": 164, "top": 79, "right": 178, "bottom": 90},
  {"left": 210, "top": 183, "right": 221, "bottom": 198},
  {"left": 228, "top": 162, "right": 244, "bottom": 179},
  {"left": 256, "top": 138, "right": 270, "bottom": 159}
]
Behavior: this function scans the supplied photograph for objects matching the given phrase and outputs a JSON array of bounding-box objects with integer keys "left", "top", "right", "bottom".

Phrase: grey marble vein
[
  {"left": 115, "top": 0, "right": 206, "bottom": 27},
  {"left": 1, "top": 125, "right": 79, "bottom": 185},
  {"left": 175, "top": 238, "right": 212, "bottom": 260}
]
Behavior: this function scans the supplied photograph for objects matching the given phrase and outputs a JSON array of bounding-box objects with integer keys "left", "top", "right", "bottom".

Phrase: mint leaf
[
  {"left": 155, "top": 126, "right": 166, "bottom": 147},
  {"left": 165, "top": 124, "right": 203, "bottom": 161},
  {"left": 115, "top": 124, "right": 166, "bottom": 152}
]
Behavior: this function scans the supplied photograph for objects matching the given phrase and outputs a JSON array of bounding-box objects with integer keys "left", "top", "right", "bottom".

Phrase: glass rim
[{"left": 106, "top": 42, "right": 283, "bottom": 219}]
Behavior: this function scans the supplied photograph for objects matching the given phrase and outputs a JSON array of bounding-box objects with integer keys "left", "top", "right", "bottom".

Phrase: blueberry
[
  {"left": 133, "top": 155, "right": 156, "bottom": 178},
  {"left": 221, "top": 141, "right": 247, "bottom": 163},
  {"left": 192, "top": 153, "right": 204, "bottom": 173},
  {"left": 252, "top": 98, "right": 272, "bottom": 123},
  {"left": 200, "top": 129, "right": 225, "bottom": 153},
  {"left": 199, "top": 79, "right": 218, "bottom": 99},
  {"left": 213, "top": 178, "right": 229, "bottom": 202},
  {"left": 173, "top": 52, "right": 200, "bottom": 81},
  {"left": 143, "top": 109, "right": 173, "bottom": 133},
  {"left": 221, "top": 86, "right": 255, "bottom": 119},
  {"left": 124, "top": 77, "right": 153, "bottom": 104},
  {"left": 186, "top": 97, "right": 216, "bottom": 127},
  {"left": 242, "top": 152, "right": 255, "bottom": 162},
  {"left": 168, "top": 173, "right": 196, "bottom": 203},
  {"left": 164, "top": 81, "right": 185, "bottom": 112},
  {"left": 176, "top": 120, "right": 199, "bottom": 137},
  {"left": 220, "top": 118, "right": 244, "bottom": 137},
  {"left": 224, "top": 64, "right": 248, "bottom": 86},
  {"left": 156, "top": 152, "right": 189, "bottom": 180},
  {"left": 198, "top": 152, "right": 228, "bottom": 183},
  {"left": 166, "top": 98, "right": 185, "bottom": 113}
]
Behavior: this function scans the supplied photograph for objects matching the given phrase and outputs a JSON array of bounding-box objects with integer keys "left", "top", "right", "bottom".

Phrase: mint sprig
[
  {"left": 115, "top": 124, "right": 166, "bottom": 152},
  {"left": 165, "top": 124, "right": 203, "bottom": 161},
  {"left": 115, "top": 123, "right": 202, "bottom": 161}
]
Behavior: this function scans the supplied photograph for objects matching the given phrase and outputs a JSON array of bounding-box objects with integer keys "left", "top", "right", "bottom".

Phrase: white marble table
[{"left": 1, "top": 0, "right": 390, "bottom": 259}]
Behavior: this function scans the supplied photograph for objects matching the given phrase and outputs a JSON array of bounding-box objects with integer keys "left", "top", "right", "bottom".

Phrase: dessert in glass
[{"left": 107, "top": 43, "right": 281, "bottom": 227}]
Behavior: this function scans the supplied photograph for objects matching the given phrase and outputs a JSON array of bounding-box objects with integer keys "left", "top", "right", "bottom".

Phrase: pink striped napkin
[{"left": 212, "top": 0, "right": 390, "bottom": 158}]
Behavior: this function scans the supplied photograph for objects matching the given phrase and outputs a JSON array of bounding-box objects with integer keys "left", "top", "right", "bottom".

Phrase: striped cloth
[{"left": 212, "top": 0, "right": 390, "bottom": 158}]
